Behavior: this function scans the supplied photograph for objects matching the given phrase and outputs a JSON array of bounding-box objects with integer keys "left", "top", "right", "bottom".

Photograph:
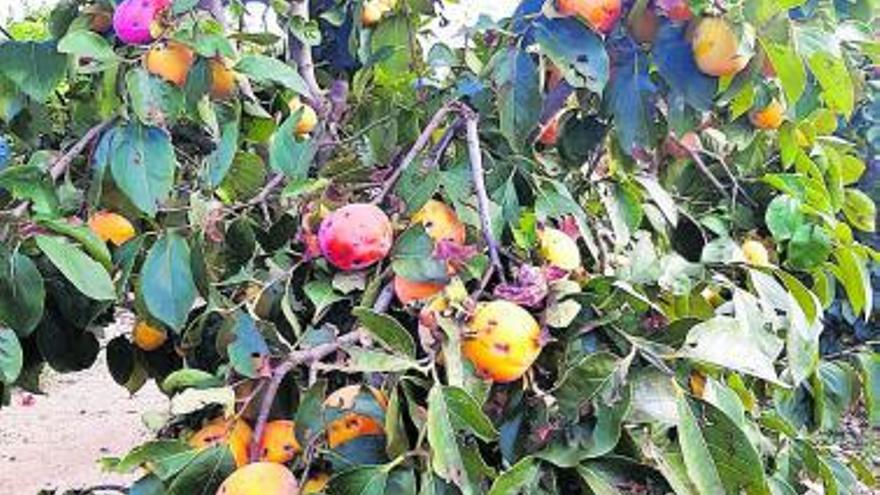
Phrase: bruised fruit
[
  {"left": 557, "top": 0, "right": 622, "bottom": 34},
  {"left": 741, "top": 240, "right": 770, "bottom": 266},
  {"left": 462, "top": 300, "right": 542, "bottom": 383},
  {"left": 394, "top": 275, "right": 445, "bottom": 305},
  {"left": 88, "top": 211, "right": 136, "bottom": 246},
  {"left": 189, "top": 419, "right": 253, "bottom": 467},
  {"left": 692, "top": 17, "right": 751, "bottom": 77},
  {"left": 209, "top": 59, "right": 236, "bottom": 99},
  {"left": 287, "top": 97, "right": 319, "bottom": 136},
  {"left": 324, "top": 385, "right": 387, "bottom": 448},
  {"left": 318, "top": 203, "right": 393, "bottom": 271},
  {"left": 302, "top": 473, "right": 330, "bottom": 493},
  {"left": 113, "top": 0, "right": 166, "bottom": 44},
  {"left": 145, "top": 41, "right": 194, "bottom": 87},
  {"left": 412, "top": 200, "right": 465, "bottom": 245},
  {"left": 216, "top": 462, "right": 298, "bottom": 495},
  {"left": 259, "top": 420, "right": 301, "bottom": 463},
  {"left": 749, "top": 99, "right": 785, "bottom": 130},
  {"left": 133, "top": 320, "right": 167, "bottom": 351},
  {"left": 538, "top": 227, "right": 581, "bottom": 271}
]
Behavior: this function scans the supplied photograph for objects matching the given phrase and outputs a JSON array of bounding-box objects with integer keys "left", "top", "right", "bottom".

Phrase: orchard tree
[{"left": 0, "top": 0, "right": 878, "bottom": 493}]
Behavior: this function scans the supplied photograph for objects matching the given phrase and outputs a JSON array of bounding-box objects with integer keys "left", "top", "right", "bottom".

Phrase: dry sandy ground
[{"left": 0, "top": 347, "right": 166, "bottom": 494}]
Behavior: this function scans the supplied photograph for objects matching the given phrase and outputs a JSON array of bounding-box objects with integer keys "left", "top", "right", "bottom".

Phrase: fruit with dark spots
[
  {"left": 258, "top": 420, "right": 301, "bottom": 464},
  {"left": 412, "top": 200, "right": 465, "bottom": 245},
  {"left": 318, "top": 203, "right": 393, "bottom": 271},
  {"left": 215, "top": 462, "right": 298, "bottom": 495},
  {"left": 323, "top": 385, "right": 387, "bottom": 448},
  {"left": 145, "top": 41, "right": 194, "bottom": 87},
  {"left": 112, "top": 0, "right": 167, "bottom": 44},
  {"left": 538, "top": 227, "right": 581, "bottom": 271},
  {"left": 189, "top": 418, "right": 253, "bottom": 467},
  {"left": 462, "top": 300, "right": 543, "bottom": 383}
]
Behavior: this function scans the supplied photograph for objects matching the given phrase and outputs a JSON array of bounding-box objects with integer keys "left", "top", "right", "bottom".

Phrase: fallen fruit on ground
[
  {"left": 412, "top": 199, "right": 466, "bottom": 245},
  {"left": 462, "top": 300, "right": 543, "bottom": 383},
  {"left": 132, "top": 320, "right": 167, "bottom": 351},
  {"left": 258, "top": 420, "right": 301, "bottom": 464},
  {"left": 88, "top": 211, "right": 136, "bottom": 246},
  {"left": 145, "top": 41, "right": 194, "bottom": 86},
  {"left": 216, "top": 462, "right": 298, "bottom": 495},
  {"left": 318, "top": 203, "right": 393, "bottom": 271},
  {"left": 692, "top": 17, "right": 752, "bottom": 77},
  {"left": 189, "top": 419, "right": 253, "bottom": 467},
  {"left": 323, "top": 385, "right": 387, "bottom": 448}
]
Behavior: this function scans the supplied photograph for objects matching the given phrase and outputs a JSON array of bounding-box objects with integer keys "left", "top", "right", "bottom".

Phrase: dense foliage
[{"left": 0, "top": 0, "right": 878, "bottom": 493}]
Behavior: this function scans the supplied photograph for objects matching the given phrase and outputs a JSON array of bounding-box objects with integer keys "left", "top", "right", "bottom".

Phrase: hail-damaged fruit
[
  {"left": 557, "top": 0, "right": 622, "bottom": 34},
  {"left": 323, "top": 385, "right": 387, "bottom": 448},
  {"left": 112, "top": 0, "right": 169, "bottom": 44},
  {"left": 462, "top": 300, "right": 543, "bottom": 383},
  {"left": 692, "top": 17, "right": 752, "bottom": 77},
  {"left": 88, "top": 211, "right": 136, "bottom": 246},
  {"left": 318, "top": 203, "right": 393, "bottom": 271},
  {"left": 412, "top": 199, "right": 466, "bottom": 245},
  {"left": 189, "top": 419, "right": 253, "bottom": 467},
  {"left": 258, "top": 420, "right": 301, "bottom": 464},
  {"left": 538, "top": 227, "right": 581, "bottom": 271},
  {"left": 216, "top": 462, "right": 298, "bottom": 495}
]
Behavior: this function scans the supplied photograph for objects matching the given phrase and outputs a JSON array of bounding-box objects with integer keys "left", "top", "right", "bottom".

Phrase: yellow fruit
[
  {"left": 691, "top": 18, "right": 751, "bottom": 77},
  {"left": 324, "top": 385, "right": 387, "bottom": 448},
  {"left": 538, "top": 227, "right": 581, "bottom": 271},
  {"left": 88, "top": 211, "right": 136, "bottom": 246},
  {"left": 412, "top": 200, "right": 466, "bottom": 245},
  {"left": 700, "top": 286, "right": 723, "bottom": 307},
  {"left": 361, "top": 1, "right": 383, "bottom": 26},
  {"left": 394, "top": 275, "right": 445, "bottom": 305},
  {"left": 133, "top": 321, "right": 167, "bottom": 351},
  {"left": 302, "top": 473, "right": 330, "bottom": 493},
  {"left": 287, "top": 97, "right": 319, "bottom": 136},
  {"left": 741, "top": 239, "right": 770, "bottom": 266},
  {"left": 462, "top": 301, "right": 542, "bottom": 383},
  {"left": 209, "top": 59, "right": 236, "bottom": 99},
  {"left": 749, "top": 99, "right": 785, "bottom": 130},
  {"left": 216, "top": 462, "right": 298, "bottom": 495},
  {"left": 145, "top": 41, "right": 194, "bottom": 87},
  {"left": 258, "top": 420, "right": 301, "bottom": 464},
  {"left": 190, "top": 419, "right": 254, "bottom": 467}
]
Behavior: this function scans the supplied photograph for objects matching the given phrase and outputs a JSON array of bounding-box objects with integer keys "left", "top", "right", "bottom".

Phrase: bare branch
[
  {"left": 288, "top": 0, "right": 323, "bottom": 104},
  {"left": 49, "top": 119, "right": 115, "bottom": 181}
]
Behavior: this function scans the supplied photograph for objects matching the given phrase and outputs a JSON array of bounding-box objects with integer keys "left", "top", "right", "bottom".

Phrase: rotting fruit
[
  {"left": 216, "top": 462, "right": 298, "bottom": 495},
  {"left": 412, "top": 199, "right": 466, "bottom": 245},
  {"left": 132, "top": 320, "right": 167, "bottom": 351},
  {"left": 189, "top": 418, "right": 253, "bottom": 467},
  {"left": 112, "top": 0, "right": 168, "bottom": 44},
  {"left": 394, "top": 275, "right": 445, "bottom": 305},
  {"left": 318, "top": 203, "right": 393, "bottom": 271},
  {"left": 258, "top": 420, "right": 301, "bottom": 464},
  {"left": 462, "top": 300, "right": 543, "bottom": 383},
  {"left": 741, "top": 239, "right": 770, "bottom": 266},
  {"left": 145, "top": 41, "right": 194, "bottom": 87},
  {"left": 538, "top": 227, "right": 581, "bottom": 271},
  {"left": 287, "top": 97, "right": 319, "bottom": 136},
  {"left": 88, "top": 211, "right": 136, "bottom": 246},
  {"left": 323, "top": 385, "right": 387, "bottom": 448},
  {"left": 691, "top": 17, "right": 752, "bottom": 77},
  {"left": 749, "top": 99, "right": 785, "bottom": 130},
  {"left": 557, "top": 0, "right": 622, "bottom": 34},
  {"left": 209, "top": 59, "right": 236, "bottom": 99}
]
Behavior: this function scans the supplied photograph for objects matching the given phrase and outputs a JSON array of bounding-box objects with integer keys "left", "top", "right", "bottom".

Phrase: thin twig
[
  {"left": 424, "top": 118, "right": 462, "bottom": 170},
  {"left": 49, "top": 119, "right": 115, "bottom": 180},
  {"left": 372, "top": 103, "right": 455, "bottom": 204},
  {"left": 463, "top": 110, "right": 506, "bottom": 283},
  {"left": 288, "top": 0, "right": 323, "bottom": 104},
  {"left": 244, "top": 173, "right": 285, "bottom": 208},
  {"left": 670, "top": 135, "right": 730, "bottom": 201}
]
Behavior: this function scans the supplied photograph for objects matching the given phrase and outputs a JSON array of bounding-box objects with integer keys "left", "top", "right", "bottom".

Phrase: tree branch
[
  {"left": 49, "top": 119, "right": 115, "bottom": 181},
  {"left": 669, "top": 135, "right": 730, "bottom": 201},
  {"left": 288, "top": 0, "right": 323, "bottom": 104}
]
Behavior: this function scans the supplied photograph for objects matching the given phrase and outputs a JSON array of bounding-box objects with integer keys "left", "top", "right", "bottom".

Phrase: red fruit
[
  {"left": 113, "top": 0, "right": 167, "bottom": 44},
  {"left": 657, "top": 0, "right": 692, "bottom": 21},
  {"left": 557, "top": 0, "right": 622, "bottom": 34},
  {"left": 538, "top": 117, "right": 560, "bottom": 146},
  {"left": 318, "top": 203, "right": 393, "bottom": 271}
]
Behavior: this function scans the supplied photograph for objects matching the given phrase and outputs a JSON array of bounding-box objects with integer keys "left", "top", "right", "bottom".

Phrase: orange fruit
[
  {"left": 258, "top": 420, "right": 301, "bottom": 464},
  {"left": 538, "top": 227, "right": 581, "bottom": 271},
  {"left": 132, "top": 320, "right": 167, "bottom": 351},
  {"left": 741, "top": 240, "right": 770, "bottom": 266},
  {"left": 361, "top": 1, "right": 384, "bottom": 26},
  {"left": 394, "top": 275, "right": 445, "bottom": 305},
  {"left": 557, "top": 0, "right": 622, "bottom": 34},
  {"left": 88, "top": 211, "right": 136, "bottom": 246},
  {"left": 691, "top": 17, "right": 751, "bottom": 77},
  {"left": 462, "top": 300, "right": 542, "bottom": 383},
  {"left": 749, "top": 99, "right": 785, "bottom": 130},
  {"left": 323, "top": 385, "right": 387, "bottom": 448},
  {"left": 190, "top": 419, "right": 254, "bottom": 467},
  {"left": 216, "top": 462, "right": 298, "bottom": 495},
  {"left": 287, "top": 97, "right": 319, "bottom": 136},
  {"left": 302, "top": 472, "right": 330, "bottom": 493},
  {"left": 145, "top": 41, "right": 194, "bottom": 86},
  {"left": 412, "top": 199, "right": 466, "bottom": 245},
  {"left": 209, "top": 59, "right": 236, "bottom": 99}
]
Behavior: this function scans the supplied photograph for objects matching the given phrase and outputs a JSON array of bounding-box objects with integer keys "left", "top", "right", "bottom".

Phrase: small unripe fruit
[
  {"left": 318, "top": 203, "right": 393, "bottom": 271},
  {"left": 741, "top": 240, "right": 770, "bottom": 266},
  {"left": 462, "top": 300, "right": 542, "bottom": 383},
  {"left": 394, "top": 275, "right": 445, "bottom": 304},
  {"left": 287, "top": 97, "right": 319, "bottom": 136},
  {"left": 692, "top": 18, "right": 751, "bottom": 77},
  {"left": 145, "top": 41, "right": 194, "bottom": 87},
  {"left": 412, "top": 200, "right": 465, "bottom": 245},
  {"left": 323, "top": 385, "right": 387, "bottom": 448},
  {"left": 538, "top": 227, "right": 581, "bottom": 271},
  {"left": 190, "top": 419, "right": 253, "bottom": 468},
  {"left": 132, "top": 320, "right": 167, "bottom": 351},
  {"left": 749, "top": 99, "right": 785, "bottom": 130},
  {"left": 557, "top": 0, "right": 622, "bottom": 34},
  {"left": 216, "top": 462, "right": 298, "bottom": 495},
  {"left": 258, "top": 420, "right": 301, "bottom": 464},
  {"left": 88, "top": 211, "right": 136, "bottom": 246},
  {"left": 209, "top": 59, "right": 236, "bottom": 100},
  {"left": 361, "top": 1, "right": 384, "bottom": 26}
]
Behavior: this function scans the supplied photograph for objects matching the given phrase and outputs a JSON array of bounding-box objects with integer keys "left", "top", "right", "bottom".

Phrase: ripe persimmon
[
  {"left": 412, "top": 199, "right": 466, "bottom": 245},
  {"left": 323, "top": 385, "right": 387, "bottom": 448},
  {"left": 132, "top": 320, "right": 167, "bottom": 351},
  {"left": 749, "top": 99, "right": 785, "bottom": 130},
  {"left": 145, "top": 41, "right": 194, "bottom": 87},
  {"left": 462, "top": 300, "right": 543, "bottom": 383},
  {"left": 216, "top": 462, "right": 298, "bottom": 495},
  {"left": 287, "top": 97, "right": 319, "bottom": 136},
  {"left": 394, "top": 275, "right": 445, "bottom": 305},
  {"left": 557, "top": 0, "right": 622, "bottom": 34},
  {"left": 318, "top": 203, "right": 393, "bottom": 271},
  {"left": 258, "top": 420, "right": 301, "bottom": 463},
  {"left": 189, "top": 419, "right": 253, "bottom": 467},
  {"left": 209, "top": 59, "right": 236, "bottom": 100},
  {"left": 88, "top": 211, "right": 136, "bottom": 246},
  {"left": 691, "top": 17, "right": 751, "bottom": 77},
  {"left": 538, "top": 227, "right": 581, "bottom": 271}
]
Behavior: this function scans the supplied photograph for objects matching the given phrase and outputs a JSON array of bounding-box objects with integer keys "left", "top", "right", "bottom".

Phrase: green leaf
[
  {"left": 216, "top": 151, "right": 267, "bottom": 203},
  {"left": 110, "top": 123, "right": 177, "bottom": 216},
  {"left": 161, "top": 369, "right": 223, "bottom": 395},
  {"left": 352, "top": 307, "right": 416, "bottom": 359},
  {"left": 807, "top": 51, "right": 854, "bottom": 117},
  {"left": 0, "top": 165, "right": 58, "bottom": 215},
  {"left": 57, "top": 29, "right": 118, "bottom": 61},
  {"left": 227, "top": 311, "right": 269, "bottom": 378},
  {"left": 759, "top": 40, "right": 806, "bottom": 105},
  {"left": 441, "top": 386, "right": 497, "bottom": 442},
  {"left": 576, "top": 463, "right": 624, "bottom": 495},
  {"left": 35, "top": 235, "right": 116, "bottom": 301},
  {"left": 775, "top": 269, "right": 820, "bottom": 325},
  {"left": 493, "top": 47, "right": 540, "bottom": 152},
  {"left": 206, "top": 102, "right": 241, "bottom": 187},
  {"left": 390, "top": 227, "right": 448, "bottom": 283},
  {"left": 812, "top": 361, "right": 855, "bottom": 431},
  {"left": 427, "top": 385, "right": 475, "bottom": 495},
  {"left": 343, "top": 347, "right": 420, "bottom": 373},
  {"left": 38, "top": 217, "right": 112, "bottom": 270},
  {"left": 235, "top": 54, "right": 309, "bottom": 96},
  {"left": 125, "top": 68, "right": 183, "bottom": 127},
  {"left": 327, "top": 464, "right": 416, "bottom": 495},
  {"left": 0, "top": 41, "right": 67, "bottom": 102},
  {"left": 0, "top": 248, "right": 44, "bottom": 336},
  {"left": 787, "top": 224, "right": 832, "bottom": 271},
  {"left": 304, "top": 279, "right": 344, "bottom": 322},
  {"left": 141, "top": 233, "right": 197, "bottom": 330},
  {"left": 765, "top": 195, "right": 804, "bottom": 242},
  {"left": 269, "top": 108, "right": 317, "bottom": 179},
  {"left": 855, "top": 353, "right": 879, "bottom": 427},
  {"left": 831, "top": 247, "right": 872, "bottom": 318},
  {"left": 679, "top": 317, "right": 783, "bottom": 385},
  {"left": 553, "top": 352, "right": 619, "bottom": 419},
  {"left": 0, "top": 328, "right": 23, "bottom": 384},
  {"left": 108, "top": 440, "right": 194, "bottom": 476},
  {"left": 533, "top": 16, "right": 609, "bottom": 93},
  {"left": 167, "top": 445, "right": 235, "bottom": 495},
  {"left": 487, "top": 457, "right": 539, "bottom": 495},
  {"left": 842, "top": 188, "right": 876, "bottom": 232}
]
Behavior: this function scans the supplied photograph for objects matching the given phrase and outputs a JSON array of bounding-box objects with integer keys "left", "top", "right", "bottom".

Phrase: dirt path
[{"left": 0, "top": 345, "right": 165, "bottom": 494}]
